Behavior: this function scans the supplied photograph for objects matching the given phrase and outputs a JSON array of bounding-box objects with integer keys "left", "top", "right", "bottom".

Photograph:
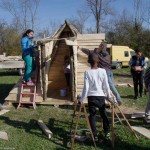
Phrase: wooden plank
[
  {"left": 65, "top": 39, "right": 77, "bottom": 46},
  {"left": 131, "top": 126, "right": 150, "bottom": 139},
  {"left": 131, "top": 112, "right": 145, "bottom": 119},
  {"left": 5, "top": 93, "right": 43, "bottom": 102},
  {"left": 0, "top": 61, "right": 24, "bottom": 69},
  {"left": 77, "top": 34, "right": 105, "bottom": 40},
  {"left": 77, "top": 43, "right": 101, "bottom": 46},
  {"left": 0, "top": 109, "right": 10, "bottom": 116},
  {"left": 37, "top": 120, "right": 53, "bottom": 139},
  {"left": 78, "top": 40, "right": 102, "bottom": 43},
  {"left": 0, "top": 131, "right": 8, "bottom": 141}
]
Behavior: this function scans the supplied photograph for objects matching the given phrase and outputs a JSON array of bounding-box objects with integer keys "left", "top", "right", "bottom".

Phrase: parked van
[{"left": 107, "top": 45, "right": 135, "bottom": 69}]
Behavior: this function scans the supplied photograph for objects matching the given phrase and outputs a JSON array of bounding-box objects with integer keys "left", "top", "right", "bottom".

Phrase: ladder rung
[
  {"left": 19, "top": 102, "right": 35, "bottom": 104},
  {"left": 22, "top": 93, "right": 35, "bottom": 95},
  {"left": 22, "top": 84, "right": 35, "bottom": 87}
]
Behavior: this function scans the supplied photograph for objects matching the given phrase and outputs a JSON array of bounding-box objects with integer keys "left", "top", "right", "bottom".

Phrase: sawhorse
[
  {"left": 70, "top": 102, "right": 96, "bottom": 150},
  {"left": 111, "top": 104, "right": 138, "bottom": 148}
]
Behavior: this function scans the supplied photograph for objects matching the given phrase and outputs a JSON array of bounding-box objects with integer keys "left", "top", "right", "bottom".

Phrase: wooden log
[
  {"left": 0, "top": 131, "right": 8, "bottom": 141},
  {"left": 37, "top": 120, "right": 53, "bottom": 139}
]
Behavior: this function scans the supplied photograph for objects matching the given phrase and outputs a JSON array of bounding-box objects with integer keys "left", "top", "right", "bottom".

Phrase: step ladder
[
  {"left": 17, "top": 83, "right": 37, "bottom": 109},
  {"left": 70, "top": 101, "right": 96, "bottom": 150}
]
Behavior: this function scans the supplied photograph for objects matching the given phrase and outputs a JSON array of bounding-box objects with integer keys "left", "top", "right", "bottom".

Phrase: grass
[{"left": 0, "top": 69, "right": 150, "bottom": 150}]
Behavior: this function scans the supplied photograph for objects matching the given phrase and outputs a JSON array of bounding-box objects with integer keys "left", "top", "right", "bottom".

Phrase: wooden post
[
  {"left": 40, "top": 44, "right": 47, "bottom": 101},
  {"left": 70, "top": 56, "right": 75, "bottom": 101},
  {"left": 112, "top": 105, "right": 115, "bottom": 148}
]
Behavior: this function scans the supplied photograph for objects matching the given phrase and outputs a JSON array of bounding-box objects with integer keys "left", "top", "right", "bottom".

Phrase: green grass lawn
[{"left": 0, "top": 69, "right": 150, "bottom": 150}]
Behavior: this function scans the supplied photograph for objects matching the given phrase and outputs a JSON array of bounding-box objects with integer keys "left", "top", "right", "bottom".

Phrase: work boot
[
  {"left": 134, "top": 96, "right": 138, "bottom": 100},
  {"left": 139, "top": 93, "right": 142, "bottom": 98}
]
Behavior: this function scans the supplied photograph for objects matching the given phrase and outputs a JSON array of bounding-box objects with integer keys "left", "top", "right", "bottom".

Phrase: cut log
[{"left": 37, "top": 120, "right": 53, "bottom": 139}]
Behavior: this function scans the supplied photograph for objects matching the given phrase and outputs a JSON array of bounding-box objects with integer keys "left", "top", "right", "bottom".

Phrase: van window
[
  {"left": 124, "top": 51, "right": 129, "bottom": 57},
  {"left": 130, "top": 51, "right": 135, "bottom": 56}
]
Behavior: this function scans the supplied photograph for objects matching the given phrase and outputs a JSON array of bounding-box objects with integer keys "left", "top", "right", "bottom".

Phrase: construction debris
[
  {"left": 144, "top": 118, "right": 150, "bottom": 124},
  {"left": 0, "top": 131, "right": 8, "bottom": 141},
  {"left": 37, "top": 120, "right": 53, "bottom": 139},
  {"left": 131, "top": 126, "right": 150, "bottom": 139},
  {"left": 0, "top": 109, "right": 10, "bottom": 116},
  {"left": 116, "top": 83, "right": 133, "bottom": 87}
]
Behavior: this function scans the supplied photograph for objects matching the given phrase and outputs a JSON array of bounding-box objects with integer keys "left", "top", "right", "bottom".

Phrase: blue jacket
[{"left": 21, "top": 36, "right": 33, "bottom": 56}]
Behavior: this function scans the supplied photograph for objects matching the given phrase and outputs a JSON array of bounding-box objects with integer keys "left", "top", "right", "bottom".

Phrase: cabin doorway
[{"left": 47, "top": 27, "right": 74, "bottom": 101}]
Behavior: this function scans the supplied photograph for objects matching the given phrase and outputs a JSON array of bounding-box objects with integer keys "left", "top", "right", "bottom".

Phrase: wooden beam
[
  {"left": 37, "top": 120, "right": 53, "bottom": 139},
  {"left": 131, "top": 126, "right": 150, "bottom": 139}
]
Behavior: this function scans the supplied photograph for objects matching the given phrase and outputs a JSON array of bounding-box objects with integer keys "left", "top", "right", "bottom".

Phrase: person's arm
[
  {"left": 79, "top": 71, "right": 89, "bottom": 102},
  {"left": 143, "top": 59, "right": 147, "bottom": 69},
  {"left": 21, "top": 37, "right": 28, "bottom": 51},
  {"left": 78, "top": 46, "right": 90, "bottom": 55},
  {"left": 130, "top": 58, "right": 136, "bottom": 71}
]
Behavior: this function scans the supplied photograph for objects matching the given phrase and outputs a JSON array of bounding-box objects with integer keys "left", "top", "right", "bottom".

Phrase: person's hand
[
  {"left": 107, "top": 97, "right": 117, "bottom": 106},
  {"left": 37, "top": 41, "right": 42, "bottom": 45}
]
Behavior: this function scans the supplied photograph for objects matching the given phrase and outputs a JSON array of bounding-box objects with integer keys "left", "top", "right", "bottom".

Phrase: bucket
[{"left": 60, "top": 89, "right": 66, "bottom": 97}]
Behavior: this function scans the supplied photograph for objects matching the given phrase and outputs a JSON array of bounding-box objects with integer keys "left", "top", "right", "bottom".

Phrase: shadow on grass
[
  {"left": 0, "top": 84, "right": 15, "bottom": 104},
  {"left": 0, "top": 70, "right": 19, "bottom": 76},
  {"left": 0, "top": 116, "right": 50, "bottom": 140},
  {"left": 121, "top": 95, "right": 134, "bottom": 99},
  {"left": 113, "top": 73, "right": 131, "bottom": 78}
]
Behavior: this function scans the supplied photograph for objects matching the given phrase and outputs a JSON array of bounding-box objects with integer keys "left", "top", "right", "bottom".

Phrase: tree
[
  {"left": 69, "top": 8, "right": 89, "bottom": 33},
  {"left": 0, "top": 20, "right": 21, "bottom": 55},
  {"left": 86, "top": 0, "right": 115, "bottom": 33},
  {"left": 0, "top": 0, "right": 40, "bottom": 32}
]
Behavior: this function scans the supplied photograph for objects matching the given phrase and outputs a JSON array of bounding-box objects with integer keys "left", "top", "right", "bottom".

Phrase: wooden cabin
[{"left": 5, "top": 21, "right": 105, "bottom": 105}]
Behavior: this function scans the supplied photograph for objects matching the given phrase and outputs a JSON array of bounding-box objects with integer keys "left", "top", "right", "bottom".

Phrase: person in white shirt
[
  {"left": 79, "top": 53, "right": 116, "bottom": 139},
  {"left": 64, "top": 55, "right": 71, "bottom": 87}
]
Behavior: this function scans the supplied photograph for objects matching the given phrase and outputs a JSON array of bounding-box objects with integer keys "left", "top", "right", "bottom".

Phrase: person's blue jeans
[
  {"left": 22, "top": 54, "right": 35, "bottom": 82},
  {"left": 88, "top": 96, "right": 110, "bottom": 136},
  {"left": 106, "top": 70, "right": 122, "bottom": 102}
]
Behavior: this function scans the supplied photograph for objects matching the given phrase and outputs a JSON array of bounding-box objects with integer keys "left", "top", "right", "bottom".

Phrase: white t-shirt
[{"left": 80, "top": 68, "right": 112, "bottom": 102}]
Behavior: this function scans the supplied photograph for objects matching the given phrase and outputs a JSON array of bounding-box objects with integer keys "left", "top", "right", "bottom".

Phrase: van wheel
[{"left": 116, "top": 63, "right": 122, "bottom": 69}]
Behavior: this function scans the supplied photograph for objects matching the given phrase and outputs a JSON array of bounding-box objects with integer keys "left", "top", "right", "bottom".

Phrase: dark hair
[
  {"left": 135, "top": 48, "right": 141, "bottom": 53},
  {"left": 88, "top": 53, "right": 100, "bottom": 66},
  {"left": 22, "top": 29, "right": 34, "bottom": 38}
]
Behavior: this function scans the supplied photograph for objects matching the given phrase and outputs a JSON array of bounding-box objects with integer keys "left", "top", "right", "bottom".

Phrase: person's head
[
  {"left": 135, "top": 48, "right": 142, "bottom": 58},
  {"left": 88, "top": 53, "right": 100, "bottom": 67},
  {"left": 64, "top": 55, "right": 70, "bottom": 64},
  {"left": 22, "top": 29, "right": 34, "bottom": 39}
]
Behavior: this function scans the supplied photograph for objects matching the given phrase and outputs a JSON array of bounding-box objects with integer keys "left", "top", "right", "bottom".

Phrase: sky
[{"left": 0, "top": 0, "right": 149, "bottom": 31}]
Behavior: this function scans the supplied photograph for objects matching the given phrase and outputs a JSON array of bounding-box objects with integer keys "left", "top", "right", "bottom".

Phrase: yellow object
[{"left": 109, "top": 45, "right": 135, "bottom": 69}]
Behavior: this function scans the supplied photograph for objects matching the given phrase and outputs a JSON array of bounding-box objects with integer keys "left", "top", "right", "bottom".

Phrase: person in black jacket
[{"left": 130, "top": 49, "right": 146, "bottom": 99}]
